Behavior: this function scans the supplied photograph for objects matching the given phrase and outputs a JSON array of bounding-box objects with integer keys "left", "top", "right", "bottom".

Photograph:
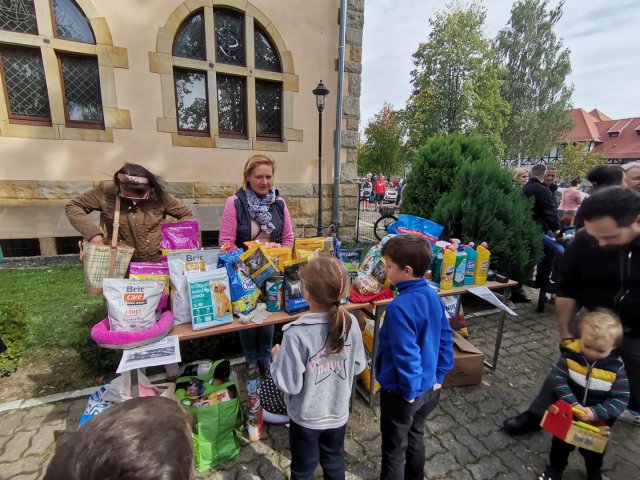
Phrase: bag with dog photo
[{"left": 187, "top": 268, "right": 233, "bottom": 330}]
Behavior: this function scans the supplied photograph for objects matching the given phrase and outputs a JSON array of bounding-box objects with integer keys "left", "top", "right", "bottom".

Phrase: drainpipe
[{"left": 332, "top": 0, "right": 347, "bottom": 230}]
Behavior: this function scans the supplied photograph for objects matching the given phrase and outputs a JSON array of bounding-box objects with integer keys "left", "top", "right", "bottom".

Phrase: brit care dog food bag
[
  {"left": 168, "top": 250, "right": 220, "bottom": 325},
  {"left": 103, "top": 278, "right": 165, "bottom": 332},
  {"left": 129, "top": 262, "right": 170, "bottom": 310}
]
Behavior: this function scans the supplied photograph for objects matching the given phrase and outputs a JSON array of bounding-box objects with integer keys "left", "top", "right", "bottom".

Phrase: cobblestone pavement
[{"left": 1, "top": 295, "right": 640, "bottom": 479}]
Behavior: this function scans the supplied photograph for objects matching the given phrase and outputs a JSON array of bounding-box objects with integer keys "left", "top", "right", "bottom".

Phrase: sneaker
[
  {"left": 538, "top": 469, "right": 562, "bottom": 480},
  {"left": 618, "top": 408, "right": 640, "bottom": 426},
  {"left": 503, "top": 410, "right": 542, "bottom": 436},
  {"left": 510, "top": 290, "right": 532, "bottom": 303}
]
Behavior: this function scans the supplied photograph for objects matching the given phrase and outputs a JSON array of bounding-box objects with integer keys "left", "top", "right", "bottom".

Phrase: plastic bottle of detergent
[
  {"left": 453, "top": 244, "right": 467, "bottom": 287},
  {"left": 464, "top": 243, "right": 477, "bottom": 285},
  {"left": 474, "top": 242, "right": 491, "bottom": 285},
  {"left": 431, "top": 240, "right": 450, "bottom": 284},
  {"left": 440, "top": 246, "right": 456, "bottom": 290}
]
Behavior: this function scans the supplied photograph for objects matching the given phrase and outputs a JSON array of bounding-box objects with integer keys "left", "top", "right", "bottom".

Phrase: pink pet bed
[{"left": 91, "top": 311, "right": 175, "bottom": 350}]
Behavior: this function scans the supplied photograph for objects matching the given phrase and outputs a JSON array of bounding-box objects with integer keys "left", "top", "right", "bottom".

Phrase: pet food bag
[
  {"left": 103, "top": 278, "right": 165, "bottom": 332},
  {"left": 294, "top": 237, "right": 325, "bottom": 260},
  {"left": 240, "top": 244, "right": 279, "bottom": 287},
  {"left": 218, "top": 250, "right": 261, "bottom": 315},
  {"left": 263, "top": 246, "right": 293, "bottom": 273},
  {"left": 168, "top": 250, "right": 220, "bottom": 325},
  {"left": 353, "top": 237, "right": 393, "bottom": 295},
  {"left": 283, "top": 258, "right": 309, "bottom": 314},
  {"left": 187, "top": 269, "right": 233, "bottom": 331},
  {"left": 161, "top": 220, "right": 201, "bottom": 255},
  {"left": 338, "top": 248, "right": 363, "bottom": 279},
  {"left": 129, "top": 261, "right": 170, "bottom": 310}
]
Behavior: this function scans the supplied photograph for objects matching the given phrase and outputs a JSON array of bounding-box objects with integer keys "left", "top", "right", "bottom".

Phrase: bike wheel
[{"left": 374, "top": 214, "right": 398, "bottom": 241}]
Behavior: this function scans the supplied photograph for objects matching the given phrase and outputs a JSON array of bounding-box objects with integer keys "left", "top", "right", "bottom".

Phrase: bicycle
[{"left": 373, "top": 206, "right": 398, "bottom": 241}]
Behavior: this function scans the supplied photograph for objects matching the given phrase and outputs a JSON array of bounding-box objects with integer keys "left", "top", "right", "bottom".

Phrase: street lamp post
[{"left": 313, "top": 80, "right": 329, "bottom": 237}]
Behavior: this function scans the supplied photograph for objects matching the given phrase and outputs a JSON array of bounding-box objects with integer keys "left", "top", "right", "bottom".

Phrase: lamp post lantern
[{"left": 313, "top": 80, "right": 329, "bottom": 237}]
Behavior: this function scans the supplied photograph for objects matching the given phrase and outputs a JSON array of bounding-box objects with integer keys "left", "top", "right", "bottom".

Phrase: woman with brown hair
[
  {"left": 270, "top": 257, "right": 365, "bottom": 480},
  {"left": 65, "top": 163, "right": 193, "bottom": 262},
  {"left": 219, "top": 154, "right": 294, "bottom": 375}
]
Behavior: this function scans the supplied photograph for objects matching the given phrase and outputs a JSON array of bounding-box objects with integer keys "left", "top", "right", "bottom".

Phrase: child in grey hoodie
[{"left": 271, "top": 256, "right": 366, "bottom": 480}]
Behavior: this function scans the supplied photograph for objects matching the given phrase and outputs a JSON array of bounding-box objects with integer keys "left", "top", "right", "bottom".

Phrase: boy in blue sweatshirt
[{"left": 376, "top": 234, "right": 454, "bottom": 480}]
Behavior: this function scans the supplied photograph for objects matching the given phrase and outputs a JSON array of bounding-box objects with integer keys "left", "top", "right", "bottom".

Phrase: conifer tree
[{"left": 433, "top": 157, "right": 542, "bottom": 281}]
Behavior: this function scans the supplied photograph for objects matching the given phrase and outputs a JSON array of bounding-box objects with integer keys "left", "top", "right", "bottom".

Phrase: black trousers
[
  {"left": 380, "top": 388, "right": 441, "bottom": 480},
  {"left": 289, "top": 421, "right": 347, "bottom": 480},
  {"left": 548, "top": 436, "right": 604, "bottom": 477}
]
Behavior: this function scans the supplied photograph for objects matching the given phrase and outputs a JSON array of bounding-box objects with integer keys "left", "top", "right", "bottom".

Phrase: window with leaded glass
[
  {"left": 58, "top": 54, "right": 103, "bottom": 126},
  {"left": 214, "top": 9, "right": 244, "bottom": 66},
  {"left": 217, "top": 74, "right": 246, "bottom": 137},
  {"left": 173, "top": 10, "right": 205, "bottom": 60},
  {"left": 0, "top": 46, "right": 50, "bottom": 123},
  {"left": 51, "top": 0, "right": 95, "bottom": 44},
  {"left": 256, "top": 80, "right": 281, "bottom": 139},
  {"left": 254, "top": 24, "right": 281, "bottom": 72},
  {"left": 174, "top": 69, "right": 209, "bottom": 135},
  {"left": 0, "top": 0, "right": 37, "bottom": 34}
]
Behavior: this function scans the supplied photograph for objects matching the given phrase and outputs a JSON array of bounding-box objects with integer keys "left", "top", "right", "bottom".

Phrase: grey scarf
[{"left": 246, "top": 187, "right": 276, "bottom": 235}]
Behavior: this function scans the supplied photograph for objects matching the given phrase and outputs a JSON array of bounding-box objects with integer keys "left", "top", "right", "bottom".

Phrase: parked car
[{"left": 383, "top": 186, "right": 397, "bottom": 203}]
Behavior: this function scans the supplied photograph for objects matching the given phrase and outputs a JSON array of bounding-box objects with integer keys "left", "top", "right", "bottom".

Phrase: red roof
[{"left": 563, "top": 108, "right": 640, "bottom": 161}]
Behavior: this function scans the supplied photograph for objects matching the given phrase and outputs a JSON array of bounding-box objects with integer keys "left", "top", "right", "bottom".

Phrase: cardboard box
[{"left": 443, "top": 332, "right": 485, "bottom": 388}]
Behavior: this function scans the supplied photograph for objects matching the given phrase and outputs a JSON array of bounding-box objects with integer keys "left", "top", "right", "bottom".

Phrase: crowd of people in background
[{"left": 359, "top": 173, "right": 404, "bottom": 212}]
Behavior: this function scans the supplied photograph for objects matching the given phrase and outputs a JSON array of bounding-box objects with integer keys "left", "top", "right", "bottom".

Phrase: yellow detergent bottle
[
  {"left": 474, "top": 242, "right": 490, "bottom": 285},
  {"left": 440, "top": 246, "right": 456, "bottom": 290}
]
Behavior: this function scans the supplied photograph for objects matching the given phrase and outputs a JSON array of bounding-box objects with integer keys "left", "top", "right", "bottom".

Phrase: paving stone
[
  {"left": 0, "top": 410, "right": 28, "bottom": 436},
  {"left": 467, "top": 454, "right": 509, "bottom": 480},
  {"left": 23, "top": 428, "right": 55, "bottom": 457},
  {"left": 0, "top": 458, "right": 40, "bottom": 479},
  {"left": 0, "top": 431, "right": 33, "bottom": 462},
  {"left": 424, "top": 451, "right": 461, "bottom": 478}
]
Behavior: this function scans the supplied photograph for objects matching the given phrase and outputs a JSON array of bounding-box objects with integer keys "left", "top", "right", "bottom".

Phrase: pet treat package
[
  {"left": 240, "top": 244, "right": 279, "bottom": 287},
  {"left": 103, "top": 278, "right": 165, "bottom": 332},
  {"left": 187, "top": 269, "right": 233, "bottom": 330},
  {"left": 283, "top": 259, "right": 309, "bottom": 314},
  {"left": 263, "top": 246, "right": 293, "bottom": 273},
  {"left": 129, "top": 262, "right": 170, "bottom": 310},
  {"left": 338, "top": 248, "right": 363, "bottom": 279},
  {"left": 353, "top": 237, "right": 392, "bottom": 295},
  {"left": 294, "top": 237, "right": 325, "bottom": 260},
  {"left": 218, "top": 250, "right": 261, "bottom": 315},
  {"left": 167, "top": 250, "right": 220, "bottom": 325},
  {"left": 265, "top": 276, "right": 284, "bottom": 312},
  {"left": 161, "top": 220, "right": 201, "bottom": 255}
]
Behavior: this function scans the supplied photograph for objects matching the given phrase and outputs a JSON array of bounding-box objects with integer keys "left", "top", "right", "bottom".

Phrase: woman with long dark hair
[{"left": 65, "top": 163, "right": 193, "bottom": 262}]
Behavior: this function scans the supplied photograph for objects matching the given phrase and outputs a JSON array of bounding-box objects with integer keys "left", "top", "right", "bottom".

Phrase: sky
[{"left": 361, "top": 0, "right": 640, "bottom": 127}]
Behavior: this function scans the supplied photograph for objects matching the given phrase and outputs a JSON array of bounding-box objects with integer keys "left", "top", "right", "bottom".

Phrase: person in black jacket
[
  {"left": 522, "top": 164, "right": 563, "bottom": 288},
  {"left": 504, "top": 187, "right": 640, "bottom": 434}
]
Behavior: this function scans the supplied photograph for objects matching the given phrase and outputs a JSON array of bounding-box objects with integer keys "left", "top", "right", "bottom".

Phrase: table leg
[
  {"left": 131, "top": 368, "right": 139, "bottom": 397},
  {"left": 483, "top": 288, "right": 510, "bottom": 370},
  {"left": 368, "top": 304, "right": 386, "bottom": 407}
]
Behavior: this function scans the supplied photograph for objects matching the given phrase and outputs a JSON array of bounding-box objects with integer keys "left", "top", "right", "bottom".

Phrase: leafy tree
[
  {"left": 433, "top": 158, "right": 542, "bottom": 281},
  {"left": 358, "top": 103, "right": 405, "bottom": 176},
  {"left": 405, "top": 1, "right": 509, "bottom": 156},
  {"left": 402, "top": 133, "right": 493, "bottom": 218},
  {"left": 555, "top": 143, "right": 606, "bottom": 180},
  {"left": 496, "top": 0, "right": 574, "bottom": 163}
]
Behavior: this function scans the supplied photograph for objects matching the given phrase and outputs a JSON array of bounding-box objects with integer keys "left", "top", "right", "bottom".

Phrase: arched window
[
  {"left": 157, "top": 3, "right": 297, "bottom": 149},
  {"left": 0, "top": 0, "right": 117, "bottom": 133}
]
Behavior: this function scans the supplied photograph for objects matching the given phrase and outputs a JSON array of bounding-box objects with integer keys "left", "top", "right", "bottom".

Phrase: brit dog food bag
[{"left": 103, "top": 278, "right": 165, "bottom": 332}]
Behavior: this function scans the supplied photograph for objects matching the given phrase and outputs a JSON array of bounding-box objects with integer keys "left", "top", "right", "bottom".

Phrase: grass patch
[
  {"left": 0, "top": 301, "right": 27, "bottom": 376},
  {"left": 0, "top": 265, "right": 105, "bottom": 349}
]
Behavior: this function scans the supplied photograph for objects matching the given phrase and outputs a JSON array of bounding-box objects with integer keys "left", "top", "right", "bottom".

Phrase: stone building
[{"left": 0, "top": 0, "right": 364, "bottom": 256}]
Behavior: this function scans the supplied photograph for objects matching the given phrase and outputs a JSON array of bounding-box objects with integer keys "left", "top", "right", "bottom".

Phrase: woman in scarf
[{"left": 219, "top": 154, "right": 294, "bottom": 376}]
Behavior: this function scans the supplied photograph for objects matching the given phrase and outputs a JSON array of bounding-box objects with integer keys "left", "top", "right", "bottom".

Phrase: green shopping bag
[{"left": 175, "top": 360, "right": 243, "bottom": 472}]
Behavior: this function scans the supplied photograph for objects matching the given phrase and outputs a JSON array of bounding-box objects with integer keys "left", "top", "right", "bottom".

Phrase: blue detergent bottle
[
  {"left": 453, "top": 244, "right": 467, "bottom": 287},
  {"left": 464, "top": 243, "right": 477, "bottom": 285}
]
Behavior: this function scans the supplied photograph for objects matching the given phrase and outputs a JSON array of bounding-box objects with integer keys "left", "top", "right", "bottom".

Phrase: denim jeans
[
  {"left": 289, "top": 421, "right": 347, "bottom": 480},
  {"left": 380, "top": 388, "right": 441, "bottom": 480},
  {"left": 238, "top": 324, "right": 274, "bottom": 365},
  {"left": 537, "top": 233, "right": 565, "bottom": 287}
]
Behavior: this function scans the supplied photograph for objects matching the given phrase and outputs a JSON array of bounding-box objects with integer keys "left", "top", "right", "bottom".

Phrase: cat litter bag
[
  {"left": 218, "top": 250, "right": 261, "bottom": 315},
  {"left": 187, "top": 269, "right": 233, "bottom": 331},
  {"left": 168, "top": 250, "right": 220, "bottom": 325},
  {"left": 103, "top": 278, "right": 165, "bottom": 332},
  {"left": 161, "top": 220, "right": 201, "bottom": 255}
]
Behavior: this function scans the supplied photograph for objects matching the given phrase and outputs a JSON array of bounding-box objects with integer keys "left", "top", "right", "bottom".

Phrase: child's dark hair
[
  {"left": 114, "top": 163, "right": 166, "bottom": 202},
  {"left": 299, "top": 256, "right": 351, "bottom": 354},
  {"left": 381, "top": 234, "right": 432, "bottom": 277},
  {"left": 43, "top": 397, "right": 194, "bottom": 480}
]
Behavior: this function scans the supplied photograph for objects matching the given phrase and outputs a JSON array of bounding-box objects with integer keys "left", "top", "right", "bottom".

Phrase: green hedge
[{"left": 0, "top": 301, "right": 27, "bottom": 376}]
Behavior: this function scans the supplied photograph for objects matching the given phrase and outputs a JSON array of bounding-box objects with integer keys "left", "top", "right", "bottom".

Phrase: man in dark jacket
[
  {"left": 522, "top": 164, "right": 563, "bottom": 288},
  {"left": 504, "top": 187, "right": 640, "bottom": 434}
]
